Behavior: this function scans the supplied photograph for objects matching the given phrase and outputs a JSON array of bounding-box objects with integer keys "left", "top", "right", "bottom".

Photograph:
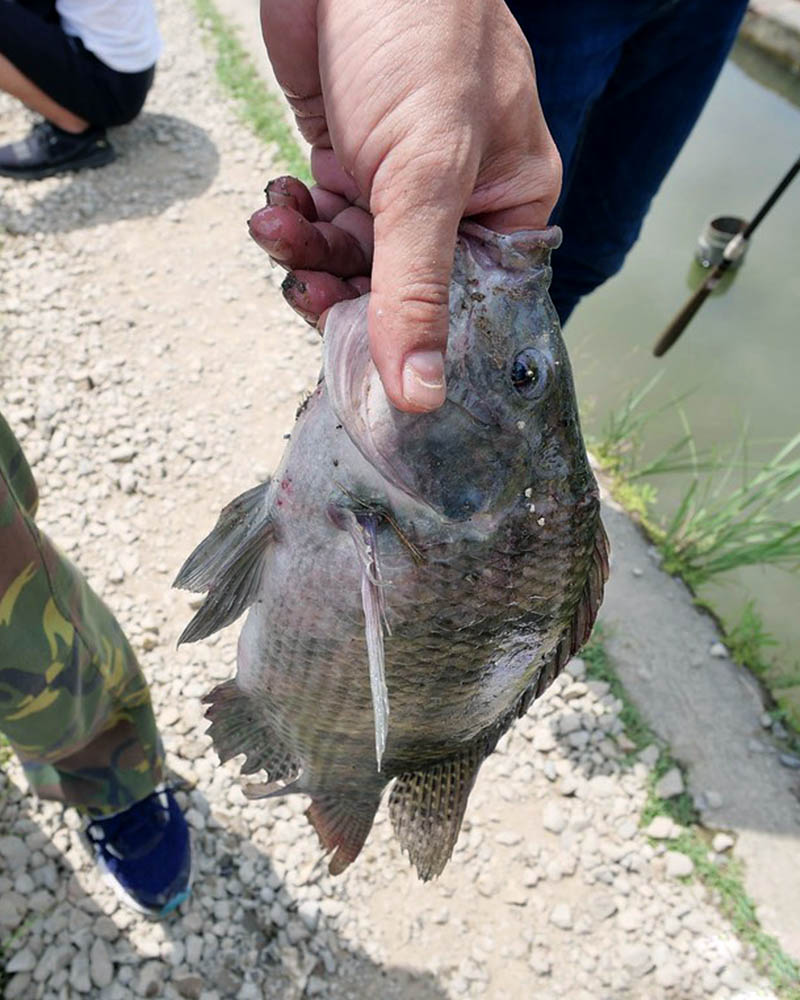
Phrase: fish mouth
[{"left": 324, "top": 298, "right": 521, "bottom": 520}]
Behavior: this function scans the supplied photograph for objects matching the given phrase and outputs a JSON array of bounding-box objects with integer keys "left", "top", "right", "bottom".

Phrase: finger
[
  {"left": 281, "top": 269, "right": 363, "bottom": 324},
  {"left": 260, "top": 0, "right": 319, "bottom": 102},
  {"left": 260, "top": 0, "right": 330, "bottom": 144},
  {"left": 368, "top": 160, "right": 470, "bottom": 412},
  {"left": 317, "top": 277, "right": 370, "bottom": 332},
  {"left": 265, "top": 175, "right": 318, "bottom": 220},
  {"left": 465, "top": 148, "right": 563, "bottom": 231},
  {"left": 310, "top": 186, "right": 353, "bottom": 221},
  {"left": 249, "top": 206, "right": 371, "bottom": 277},
  {"left": 311, "top": 148, "right": 365, "bottom": 205},
  {"left": 471, "top": 202, "right": 553, "bottom": 232}
]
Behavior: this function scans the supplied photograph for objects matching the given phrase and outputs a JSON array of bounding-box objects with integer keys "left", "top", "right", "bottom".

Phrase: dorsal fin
[
  {"left": 174, "top": 481, "right": 273, "bottom": 643},
  {"left": 571, "top": 519, "right": 609, "bottom": 652},
  {"left": 388, "top": 742, "right": 485, "bottom": 881},
  {"left": 524, "top": 518, "right": 610, "bottom": 712}
]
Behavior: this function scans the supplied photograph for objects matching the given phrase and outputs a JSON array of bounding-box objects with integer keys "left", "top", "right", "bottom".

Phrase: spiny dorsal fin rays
[{"left": 339, "top": 509, "right": 390, "bottom": 771}]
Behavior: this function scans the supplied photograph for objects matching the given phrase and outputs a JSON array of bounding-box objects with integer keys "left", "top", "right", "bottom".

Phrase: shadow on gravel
[
  {"left": 1, "top": 776, "right": 450, "bottom": 1000},
  {"left": 0, "top": 113, "right": 219, "bottom": 237}
]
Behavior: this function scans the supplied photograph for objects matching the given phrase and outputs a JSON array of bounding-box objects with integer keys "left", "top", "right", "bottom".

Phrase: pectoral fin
[
  {"left": 335, "top": 508, "right": 390, "bottom": 771},
  {"left": 174, "top": 481, "right": 273, "bottom": 643}
]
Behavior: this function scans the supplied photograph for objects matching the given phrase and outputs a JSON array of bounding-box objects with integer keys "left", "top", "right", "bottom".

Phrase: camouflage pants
[{"left": 0, "top": 413, "right": 164, "bottom": 815}]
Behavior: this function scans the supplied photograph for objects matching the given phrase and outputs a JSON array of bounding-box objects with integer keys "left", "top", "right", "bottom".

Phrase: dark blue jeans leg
[{"left": 509, "top": 0, "right": 748, "bottom": 324}]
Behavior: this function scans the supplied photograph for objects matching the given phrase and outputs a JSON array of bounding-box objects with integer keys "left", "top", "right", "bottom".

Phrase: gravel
[{"left": 0, "top": 0, "right": 783, "bottom": 997}]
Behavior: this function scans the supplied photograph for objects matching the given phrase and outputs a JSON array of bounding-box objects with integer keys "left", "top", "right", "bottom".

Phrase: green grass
[
  {"left": 640, "top": 754, "right": 699, "bottom": 829},
  {"left": 192, "top": 0, "right": 310, "bottom": 182},
  {"left": 583, "top": 635, "right": 800, "bottom": 998},
  {"left": 658, "top": 432, "right": 800, "bottom": 590},
  {"left": 592, "top": 382, "right": 800, "bottom": 592},
  {"left": 589, "top": 384, "right": 800, "bottom": 732},
  {"left": 724, "top": 600, "right": 779, "bottom": 676},
  {"left": 717, "top": 601, "right": 800, "bottom": 732},
  {"left": 582, "top": 636, "right": 698, "bottom": 826},
  {"left": 582, "top": 631, "right": 653, "bottom": 754},
  {"left": 671, "top": 834, "right": 800, "bottom": 998}
]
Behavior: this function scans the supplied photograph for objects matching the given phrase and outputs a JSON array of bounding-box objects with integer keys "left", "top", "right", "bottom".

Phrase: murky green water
[{"left": 567, "top": 40, "right": 800, "bottom": 680}]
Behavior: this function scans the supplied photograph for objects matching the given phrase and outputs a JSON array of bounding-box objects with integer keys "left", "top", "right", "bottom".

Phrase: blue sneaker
[{"left": 84, "top": 786, "right": 192, "bottom": 918}]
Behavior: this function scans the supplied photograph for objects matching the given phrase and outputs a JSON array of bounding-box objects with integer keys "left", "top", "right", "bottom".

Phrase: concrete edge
[{"left": 741, "top": 1, "right": 800, "bottom": 71}]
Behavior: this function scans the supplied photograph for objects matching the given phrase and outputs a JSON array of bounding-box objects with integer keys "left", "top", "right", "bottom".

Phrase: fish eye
[{"left": 511, "top": 348, "right": 548, "bottom": 399}]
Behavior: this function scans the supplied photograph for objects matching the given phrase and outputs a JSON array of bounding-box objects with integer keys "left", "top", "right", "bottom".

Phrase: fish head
[{"left": 324, "top": 224, "right": 591, "bottom": 522}]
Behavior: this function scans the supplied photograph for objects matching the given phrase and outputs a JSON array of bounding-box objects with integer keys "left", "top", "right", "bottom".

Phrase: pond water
[{"left": 566, "top": 40, "right": 800, "bottom": 679}]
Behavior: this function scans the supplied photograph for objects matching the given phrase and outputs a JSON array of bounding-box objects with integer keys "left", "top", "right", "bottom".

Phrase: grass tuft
[
  {"left": 192, "top": 0, "right": 310, "bottom": 181},
  {"left": 724, "top": 600, "right": 779, "bottom": 676},
  {"left": 641, "top": 755, "right": 699, "bottom": 829},
  {"left": 658, "top": 431, "right": 800, "bottom": 589},
  {"left": 590, "top": 383, "right": 800, "bottom": 732}
]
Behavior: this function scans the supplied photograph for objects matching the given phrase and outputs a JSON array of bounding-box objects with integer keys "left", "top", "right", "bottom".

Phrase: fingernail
[
  {"left": 264, "top": 178, "right": 295, "bottom": 209},
  {"left": 402, "top": 351, "right": 446, "bottom": 410}
]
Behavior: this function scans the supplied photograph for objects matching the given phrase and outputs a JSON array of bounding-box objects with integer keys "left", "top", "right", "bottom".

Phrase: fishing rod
[{"left": 652, "top": 152, "right": 800, "bottom": 358}]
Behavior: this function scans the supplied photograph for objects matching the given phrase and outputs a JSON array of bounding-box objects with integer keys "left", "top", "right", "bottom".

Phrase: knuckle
[{"left": 395, "top": 278, "right": 451, "bottom": 329}]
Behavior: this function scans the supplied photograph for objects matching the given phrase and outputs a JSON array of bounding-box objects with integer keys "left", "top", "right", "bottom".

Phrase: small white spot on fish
[
  {"left": 528, "top": 503, "right": 536, "bottom": 514},
  {"left": 537, "top": 516, "right": 546, "bottom": 527},
  {"left": 524, "top": 487, "right": 533, "bottom": 498},
  {"left": 517, "top": 420, "right": 526, "bottom": 430}
]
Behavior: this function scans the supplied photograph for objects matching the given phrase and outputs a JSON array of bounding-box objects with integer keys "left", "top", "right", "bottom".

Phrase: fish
[{"left": 175, "top": 221, "right": 608, "bottom": 880}]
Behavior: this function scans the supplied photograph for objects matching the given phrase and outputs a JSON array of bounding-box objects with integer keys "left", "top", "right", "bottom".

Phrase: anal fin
[
  {"left": 389, "top": 743, "right": 485, "bottom": 881},
  {"left": 203, "top": 679, "right": 299, "bottom": 783},
  {"left": 306, "top": 793, "right": 380, "bottom": 875}
]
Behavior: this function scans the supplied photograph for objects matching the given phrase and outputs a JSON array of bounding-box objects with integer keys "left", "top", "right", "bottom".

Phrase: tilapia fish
[{"left": 175, "top": 222, "right": 608, "bottom": 880}]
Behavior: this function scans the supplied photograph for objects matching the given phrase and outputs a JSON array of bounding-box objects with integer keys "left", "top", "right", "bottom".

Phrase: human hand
[{"left": 254, "top": 0, "right": 561, "bottom": 412}]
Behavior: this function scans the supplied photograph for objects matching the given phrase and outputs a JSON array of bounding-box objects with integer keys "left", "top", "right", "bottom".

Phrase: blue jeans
[{"left": 507, "top": 0, "right": 748, "bottom": 322}]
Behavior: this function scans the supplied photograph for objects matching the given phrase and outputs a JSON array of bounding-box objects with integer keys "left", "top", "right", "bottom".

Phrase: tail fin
[{"left": 389, "top": 743, "right": 485, "bottom": 881}]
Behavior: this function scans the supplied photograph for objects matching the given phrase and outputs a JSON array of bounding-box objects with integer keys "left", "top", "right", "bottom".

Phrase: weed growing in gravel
[
  {"left": 580, "top": 633, "right": 651, "bottom": 753},
  {"left": 670, "top": 834, "right": 800, "bottom": 999},
  {"left": 640, "top": 755, "right": 699, "bottom": 829},
  {"left": 583, "top": 635, "right": 800, "bottom": 999},
  {"left": 193, "top": 0, "right": 310, "bottom": 181},
  {"left": 582, "top": 637, "right": 698, "bottom": 825}
]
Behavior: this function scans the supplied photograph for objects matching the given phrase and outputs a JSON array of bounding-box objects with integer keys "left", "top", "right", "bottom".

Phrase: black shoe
[{"left": 0, "top": 120, "right": 116, "bottom": 180}]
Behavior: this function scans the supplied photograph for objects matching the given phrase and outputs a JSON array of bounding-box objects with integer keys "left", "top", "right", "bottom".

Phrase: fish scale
[{"left": 177, "top": 220, "right": 608, "bottom": 880}]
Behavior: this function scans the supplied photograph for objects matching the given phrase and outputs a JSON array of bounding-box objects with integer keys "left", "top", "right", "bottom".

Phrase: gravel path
[{"left": 0, "top": 3, "right": 783, "bottom": 998}]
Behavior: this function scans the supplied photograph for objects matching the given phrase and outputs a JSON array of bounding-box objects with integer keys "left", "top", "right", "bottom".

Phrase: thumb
[{"left": 367, "top": 168, "right": 468, "bottom": 413}]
